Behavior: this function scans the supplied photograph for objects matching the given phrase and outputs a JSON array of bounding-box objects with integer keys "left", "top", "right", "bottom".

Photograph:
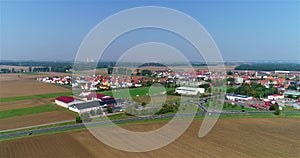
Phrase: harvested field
[
  {"left": 0, "top": 78, "right": 70, "bottom": 98},
  {"left": 0, "top": 73, "right": 70, "bottom": 81},
  {"left": 0, "top": 98, "right": 53, "bottom": 111},
  {"left": 0, "top": 111, "right": 74, "bottom": 130},
  {"left": 1, "top": 118, "right": 299, "bottom": 158}
]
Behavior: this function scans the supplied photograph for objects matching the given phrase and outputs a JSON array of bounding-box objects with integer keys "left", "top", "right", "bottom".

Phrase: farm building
[
  {"left": 55, "top": 96, "right": 83, "bottom": 108},
  {"left": 226, "top": 94, "right": 253, "bottom": 102},
  {"left": 83, "top": 93, "right": 114, "bottom": 102},
  {"left": 175, "top": 87, "right": 205, "bottom": 95},
  {"left": 68, "top": 99, "right": 122, "bottom": 113}
]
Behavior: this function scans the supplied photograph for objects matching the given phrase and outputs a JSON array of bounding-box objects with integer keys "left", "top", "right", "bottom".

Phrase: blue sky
[{"left": 1, "top": 0, "right": 299, "bottom": 62}]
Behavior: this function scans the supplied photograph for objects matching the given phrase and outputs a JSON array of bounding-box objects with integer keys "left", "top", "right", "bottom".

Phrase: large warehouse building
[
  {"left": 175, "top": 87, "right": 205, "bottom": 95},
  {"left": 226, "top": 94, "right": 253, "bottom": 102},
  {"left": 55, "top": 96, "right": 83, "bottom": 108}
]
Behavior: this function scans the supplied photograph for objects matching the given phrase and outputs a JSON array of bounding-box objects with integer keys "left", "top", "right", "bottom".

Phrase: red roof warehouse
[
  {"left": 55, "top": 96, "right": 83, "bottom": 108},
  {"left": 55, "top": 96, "right": 75, "bottom": 103},
  {"left": 85, "top": 93, "right": 114, "bottom": 101}
]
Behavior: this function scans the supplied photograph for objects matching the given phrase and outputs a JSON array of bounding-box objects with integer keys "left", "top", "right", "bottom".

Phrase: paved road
[
  {"left": 0, "top": 120, "right": 74, "bottom": 133},
  {"left": 1, "top": 99, "right": 299, "bottom": 140},
  {"left": 0, "top": 112, "right": 206, "bottom": 139}
]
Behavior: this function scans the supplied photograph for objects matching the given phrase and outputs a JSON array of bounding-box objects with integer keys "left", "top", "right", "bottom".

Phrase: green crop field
[{"left": 0, "top": 105, "right": 58, "bottom": 119}]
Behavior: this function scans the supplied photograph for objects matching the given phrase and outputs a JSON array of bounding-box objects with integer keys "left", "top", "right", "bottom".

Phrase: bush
[
  {"left": 89, "top": 110, "right": 95, "bottom": 116},
  {"left": 156, "top": 103, "right": 180, "bottom": 114},
  {"left": 75, "top": 116, "right": 82, "bottom": 123},
  {"left": 96, "top": 109, "right": 102, "bottom": 115},
  {"left": 107, "top": 107, "right": 113, "bottom": 113},
  {"left": 274, "top": 109, "right": 281, "bottom": 115},
  {"left": 269, "top": 105, "right": 276, "bottom": 111},
  {"left": 141, "top": 102, "right": 146, "bottom": 107}
]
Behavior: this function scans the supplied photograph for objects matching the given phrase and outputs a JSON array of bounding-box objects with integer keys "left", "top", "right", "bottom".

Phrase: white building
[
  {"left": 175, "top": 87, "right": 205, "bottom": 95},
  {"left": 226, "top": 94, "right": 253, "bottom": 102},
  {"left": 69, "top": 100, "right": 117, "bottom": 113},
  {"left": 267, "top": 94, "right": 284, "bottom": 100},
  {"left": 234, "top": 77, "right": 244, "bottom": 85}
]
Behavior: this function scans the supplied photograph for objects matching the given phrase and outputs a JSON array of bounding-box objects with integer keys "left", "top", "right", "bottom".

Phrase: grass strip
[{"left": 0, "top": 105, "right": 58, "bottom": 119}]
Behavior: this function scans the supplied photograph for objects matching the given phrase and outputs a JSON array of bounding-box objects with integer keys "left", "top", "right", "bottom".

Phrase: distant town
[{"left": 20, "top": 62, "right": 298, "bottom": 120}]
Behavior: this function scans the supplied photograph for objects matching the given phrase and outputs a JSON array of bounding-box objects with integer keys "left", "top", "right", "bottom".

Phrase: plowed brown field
[
  {"left": 0, "top": 111, "right": 74, "bottom": 130},
  {"left": 0, "top": 80, "right": 70, "bottom": 98},
  {"left": 0, "top": 98, "right": 54, "bottom": 111},
  {"left": 1, "top": 118, "right": 299, "bottom": 158}
]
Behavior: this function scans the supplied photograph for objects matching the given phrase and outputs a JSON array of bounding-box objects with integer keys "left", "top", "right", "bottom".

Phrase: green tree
[
  {"left": 80, "top": 113, "right": 91, "bottom": 122},
  {"left": 199, "top": 84, "right": 210, "bottom": 90},
  {"left": 227, "top": 71, "right": 233, "bottom": 75},
  {"left": 227, "top": 78, "right": 234, "bottom": 84},
  {"left": 96, "top": 109, "right": 102, "bottom": 115},
  {"left": 107, "top": 107, "right": 113, "bottom": 113},
  {"left": 141, "top": 69, "right": 152, "bottom": 76},
  {"left": 136, "top": 68, "right": 141, "bottom": 75},
  {"left": 90, "top": 110, "right": 95, "bottom": 116},
  {"left": 274, "top": 108, "right": 281, "bottom": 115},
  {"left": 146, "top": 80, "right": 153, "bottom": 86},
  {"left": 141, "top": 102, "right": 146, "bottom": 107},
  {"left": 75, "top": 116, "right": 82, "bottom": 123},
  {"left": 107, "top": 67, "right": 113, "bottom": 74}
]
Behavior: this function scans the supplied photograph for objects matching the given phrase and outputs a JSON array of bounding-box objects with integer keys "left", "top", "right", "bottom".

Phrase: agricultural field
[
  {"left": 0, "top": 111, "right": 74, "bottom": 130},
  {"left": 0, "top": 118, "right": 299, "bottom": 158},
  {"left": 0, "top": 74, "right": 75, "bottom": 131},
  {"left": 0, "top": 77, "right": 70, "bottom": 98},
  {"left": 0, "top": 99, "right": 51, "bottom": 111}
]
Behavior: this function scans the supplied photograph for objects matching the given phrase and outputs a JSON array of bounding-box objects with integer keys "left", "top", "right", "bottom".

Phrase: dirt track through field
[
  {"left": 0, "top": 111, "right": 74, "bottom": 130},
  {"left": 1, "top": 118, "right": 299, "bottom": 158}
]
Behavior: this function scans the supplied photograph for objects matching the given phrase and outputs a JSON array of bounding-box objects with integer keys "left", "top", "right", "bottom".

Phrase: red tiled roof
[
  {"left": 271, "top": 94, "right": 283, "bottom": 96},
  {"left": 86, "top": 93, "right": 106, "bottom": 99},
  {"left": 55, "top": 96, "right": 74, "bottom": 103}
]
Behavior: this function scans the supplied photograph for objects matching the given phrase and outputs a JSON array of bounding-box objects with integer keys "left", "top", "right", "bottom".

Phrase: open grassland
[
  {"left": 101, "top": 87, "right": 174, "bottom": 97},
  {"left": 101, "top": 87, "right": 176, "bottom": 104},
  {"left": 0, "top": 118, "right": 299, "bottom": 158}
]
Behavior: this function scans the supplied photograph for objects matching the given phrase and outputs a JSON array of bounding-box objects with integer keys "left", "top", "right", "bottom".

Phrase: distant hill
[
  {"left": 235, "top": 63, "right": 300, "bottom": 71},
  {"left": 138, "top": 62, "right": 168, "bottom": 68}
]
